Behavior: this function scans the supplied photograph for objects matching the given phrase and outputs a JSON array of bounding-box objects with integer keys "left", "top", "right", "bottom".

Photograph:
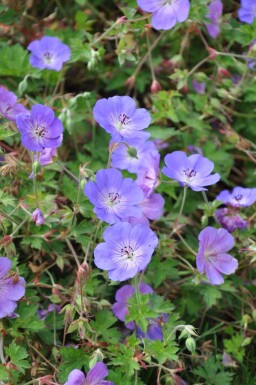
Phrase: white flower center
[
  {"left": 120, "top": 245, "right": 134, "bottom": 260},
  {"left": 43, "top": 52, "right": 54, "bottom": 64},
  {"left": 108, "top": 192, "right": 121, "bottom": 206}
]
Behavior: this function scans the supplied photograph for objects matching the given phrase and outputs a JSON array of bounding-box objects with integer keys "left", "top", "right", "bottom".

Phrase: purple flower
[
  {"left": 191, "top": 80, "right": 206, "bottom": 94},
  {"left": 216, "top": 186, "right": 256, "bottom": 207},
  {"left": 16, "top": 104, "right": 63, "bottom": 152},
  {"left": 112, "top": 283, "right": 153, "bottom": 329},
  {"left": 162, "top": 151, "right": 220, "bottom": 191},
  {"left": 28, "top": 36, "right": 71, "bottom": 71},
  {"left": 127, "top": 193, "right": 165, "bottom": 225},
  {"left": 84, "top": 169, "right": 144, "bottom": 224},
  {"left": 38, "top": 304, "right": 61, "bottom": 320},
  {"left": 29, "top": 148, "right": 57, "bottom": 178},
  {"left": 93, "top": 96, "right": 151, "bottom": 142},
  {"left": 94, "top": 222, "right": 158, "bottom": 281},
  {"left": 32, "top": 208, "right": 45, "bottom": 226},
  {"left": 137, "top": 0, "right": 190, "bottom": 30},
  {"left": 215, "top": 208, "right": 248, "bottom": 233},
  {"left": 65, "top": 362, "right": 114, "bottom": 385},
  {"left": 113, "top": 284, "right": 168, "bottom": 340},
  {"left": 196, "top": 227, "right": 238, "bottom": 285},
  {"left": 206, "top": 0, "right": 223, "bottom": 39},
  {"left": 136, "top": 152, "right": 160, "bottom": 196},
  {"left": 111, "top": 139, "right": 157, "bottom": 174},
  {"left": 0, "top": 86, "right": 28, "bottom": 121},
  {"left": 152, "top": 139, "right": 169, "bottom": 150},
  {"left": 0, "top": 257, "right": 26, "bottom": 318},
  {"left": 238, "top": 0, "right": 256, "bottom": 24}
]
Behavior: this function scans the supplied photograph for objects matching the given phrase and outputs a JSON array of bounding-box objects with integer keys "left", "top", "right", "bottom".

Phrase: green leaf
[
  {"left": 193, "top": 356, "right": 234, "bottom": 385},
  {"left": 144, "top": 339, "right": 179, "bottom": 364},
  {"left": 0, "top": 189, "right": 16, "bottom": 207},
  {"left": 110, "top": 344, "right": 140, "bottom": 377},
  {"left": 59, "top": 347, "right": 89, "bottom": 382},
  {"left": 0, "top": 125, "right": 17, "bottom": 140},
  {"left": 5, "top": 343, "right": 30, "bottom": 374},
  {"left": 201, "top": 285, "right": 222, "bottom": 308}
]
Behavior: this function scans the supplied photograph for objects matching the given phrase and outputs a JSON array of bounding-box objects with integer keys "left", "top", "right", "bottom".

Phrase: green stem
[
  {"left": 65, "top": 238, "right": 80, "bottom": 268},
  {"left": 131, "top": 31, "right": 165, "bottom": 82},
  {"left": 202, "top": 191, "right": 209, "bottom": 207},
  {"left": 177, "top": 233, "right": 197, "bottom": 257},
  {"left": 92, "top": 20, "right": 119, "bottom": 45},
  {"left": 178, "top": 186, "right": 187, "bottom": 220},
  {"left": 0, "top": 333, "right": 5, "bottom": 363},
  {"left": 10, "top": 215, "right": 30, "bottom": 237},
  {"left": 188, "top": 55, "right": 210, "bottom": 77},
  {"left": 57, "top": 160, "right": 80, "bottom": 184}
]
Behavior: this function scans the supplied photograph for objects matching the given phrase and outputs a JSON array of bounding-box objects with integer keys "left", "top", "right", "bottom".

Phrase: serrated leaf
[{"left": 5, "top": 343, "right": 30, "bottom": 374}]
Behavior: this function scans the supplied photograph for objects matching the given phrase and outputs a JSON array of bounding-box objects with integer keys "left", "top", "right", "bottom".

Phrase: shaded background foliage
[{"left": 0, "top": 0, "right": 256, "bottom": 384}]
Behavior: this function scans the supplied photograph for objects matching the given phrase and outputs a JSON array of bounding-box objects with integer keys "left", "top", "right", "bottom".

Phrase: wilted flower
[
  {"left": 32, "top": 208, "right": 45, "bottom": 226},
  {"left": 16, "top": 104, "right": 63, "bottom": 152},
  {"left": 137, "top": 0, "right": 190, "bottom": 30},
  {"left": 111, "top": 139, "right": 157, "bottom": 174},
  {"left": 216, "top": 186, "right": 256, "bottom": 207},
  {"left": 238, "top": 0, "right": 256, "bottom": 24},
  {"left": 162, "top": 151, "right": 220, "bottom": 191},
  {"left": 93, "top": 96, "right": 151, "bottom": 142},
  {"left": 206, "top": 0, "right": 223, "bottom": 39},
  {"left": 196, "top": 227, "right": 238, "bottom": 285},
  {"left": 191, "top": 80, "right": 206, "bottom": 94},
  {"left": 215, "top": 208, "right": 248, "bottom": 233},
  {"left": 65, "top": 362, "right": 114, "bottom": 385},
  {"left": 0, "top": 86, "right": 28, "bottom": 121},
  {"left": 28, "top": 36, "right": 71, "bottom": 71},
  {"left": 0, "top": 257, "right": 26, "bottom": 318},
  {"left": 84, "top": 168, "right": 144, "bottom": 224},
  {"left": 94, "top": 222, "right": 158, "bottom": 281}
]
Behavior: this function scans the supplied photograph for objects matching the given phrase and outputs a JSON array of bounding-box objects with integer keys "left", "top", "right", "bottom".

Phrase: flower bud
[
  {"left": 150, "top": 79, "right": 162, "bottom": 94},
  {"left": 207, "top": 47, "right": 218, "bottom": 60},
  {"left": 125, "top": 76, "right": 135, "bottom": 89},
  {"left": 117, "top": 16, "right": 126, "bottom": 24},
  {"left": 185, "top": 337, "right": 196, "bottom": 353},
  {"left": 32, "top": 160, "right": 41, "bottom": 176},
  {"left": 127, "top": 146, "right": 138, "bottom": 159}
]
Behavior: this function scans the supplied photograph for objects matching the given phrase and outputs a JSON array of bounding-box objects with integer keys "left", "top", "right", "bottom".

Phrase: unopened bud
[
  {"left": 150, "top": 79, "right": 162, "bottom": 94},
  {"left": 207, "top": 47, "right": 218, "bottom": 60},
  {"left": 218, "top": 67, "right": 231, "bottom": 78},
  {"left": 127, "top": 146, "right": 138, "bottom": 159},
  {"left": 32, "top": 160, "right": 41, "bottom": 176},
  {"left": 117, "top": 16, "right": 126, "bottom": 24},
  {"left": 125, "top": 76, "right": 135, "bottom": 89},
  {"left": 185, "top": 337, "right": 196, "bottom": 353}
]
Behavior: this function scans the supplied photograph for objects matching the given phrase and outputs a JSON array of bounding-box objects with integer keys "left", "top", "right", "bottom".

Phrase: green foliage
[
  {"left": 193, "top": 356, "right": 234, "bottom": 385},
  {"left": 5, "top": 342, "right": 30, "bottom": 374}
]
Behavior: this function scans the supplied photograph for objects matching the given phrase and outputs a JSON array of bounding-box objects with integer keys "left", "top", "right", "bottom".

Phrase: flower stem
[
  {"left": 178, "top": 186, "right": 187, "bottom": 221},
  {"left": 65, "top": 238, "right": 80, "bottom": 268},
  {"left": 177, "top": 232, "right": 197, "bottom": 257},
  {"left": 0, "top": 333, "right": 5, "bottom": 364},
  {"left": 57, "top": 160, "right": 80, "bottom": 183}
]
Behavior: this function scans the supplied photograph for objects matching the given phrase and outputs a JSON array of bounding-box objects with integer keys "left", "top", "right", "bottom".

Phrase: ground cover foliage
[{"left": 0, "top": 0, "right": 256, "bottom": 384}]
